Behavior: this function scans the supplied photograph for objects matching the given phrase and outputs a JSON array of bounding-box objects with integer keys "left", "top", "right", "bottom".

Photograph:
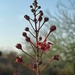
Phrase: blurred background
[{"left": 0, "top": 0, "right": 75, "bottom": 75}]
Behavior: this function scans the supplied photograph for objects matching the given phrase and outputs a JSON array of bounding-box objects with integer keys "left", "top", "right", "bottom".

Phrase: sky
[{"left": 0, "top": 0, "right": 69, "bottom": 53}]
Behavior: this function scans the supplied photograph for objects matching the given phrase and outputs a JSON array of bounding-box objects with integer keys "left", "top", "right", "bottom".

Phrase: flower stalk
[
  {"left": 15, "top": 0, "right": 59, "bottom": 75},
  {"left": 40, "top": 57, "right": 54, "bottom": 72},
  {"left": 21, "top": 49, "right": 36, "bottom": 62}
]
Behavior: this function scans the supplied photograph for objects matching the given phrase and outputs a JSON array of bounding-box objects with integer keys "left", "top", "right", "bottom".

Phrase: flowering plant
[{"left": 15, "top": 0, "right": 59, "bottom": 75}]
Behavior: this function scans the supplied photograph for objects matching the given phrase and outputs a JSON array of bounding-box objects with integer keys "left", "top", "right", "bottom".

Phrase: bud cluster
[{"left": 15, "top": 0, "right": 59, "bottom": 75}]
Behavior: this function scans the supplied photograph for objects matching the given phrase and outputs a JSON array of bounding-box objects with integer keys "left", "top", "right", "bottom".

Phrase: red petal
[
  {"left": 36, "top": 42, "right": 42, "bottom": 46},
  {"left": 48, "top": 42, "right": 53, "bottom": 45}
]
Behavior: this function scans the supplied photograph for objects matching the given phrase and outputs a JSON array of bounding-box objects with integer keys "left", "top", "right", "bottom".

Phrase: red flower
[
  {"left": 36, "top": 37, "right": 53, "bottom": 52},
  {"left": 15, "top": 56, "right": 23, "bottom": 63}
]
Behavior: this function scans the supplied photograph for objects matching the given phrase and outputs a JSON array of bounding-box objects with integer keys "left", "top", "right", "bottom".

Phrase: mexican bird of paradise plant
[{"left": 15, "top": 0, "right": 59, "bottom": 75}]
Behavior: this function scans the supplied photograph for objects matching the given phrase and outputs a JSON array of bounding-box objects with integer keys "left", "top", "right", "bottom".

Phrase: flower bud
[
  {"left": 39, "top": 37, "right": 42, "bottom": 41},
  {"left": 50, "top": 25, "right": 56, "bottom": 32},
  {"left": 31, "top": 9, "right": 35, "bottom": 12},
  {"left": 25, "top": 27, "right": 29, "bottom": 31},
  {"left": 30, "top": 5, "right": 33, "bottom": 8},
  {"left": 34, "top": 18, "right": 37, "bottom": 23},
  {"left": 38, "top": 6, "right": 41, "bottom": 9},
  {"left": 24, "top": 15, "right": 30, "bottom": 21},
  {"left": 39, "top": 10, "right": 43, "bottom": 16},
  {"left": 26, "top": 37, "right": 31, "bottom": 42},
  {"left": 15, "top": 56, "right": 23, "bottom": 63},
  {"left": 16, "top": 43, "right": 22, "bottom": 50},
  {"left": 22, "top": 32, "right": 27, "bottom": 37},
  {"left": 33, "top": 64, "right": 37, "bottom": 69},
  {"left": 44, "top": 17, "right": 49, "bottom": 22},
  {"left": 38, "top": 15, "right": 42, "bottom": 22},
  {"left": 53, "top": 55, "right": 59, "bottom": 61},
  {"left": 39, "top": 60, "right": 42, "bottom": 65},
  {"left": 33, "top": 1, "right": 38, "bottom": 7}
]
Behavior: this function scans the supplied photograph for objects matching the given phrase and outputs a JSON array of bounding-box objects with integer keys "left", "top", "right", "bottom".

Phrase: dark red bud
[
  {"left": 38, "top": 6, "right": 41, "bottom": 9},
  {"left": 30, "top": 5, "right": 33, "bottom": 8},
  {"left": 39, "top": 10, "right": 43, "bottom": 16},
  {"left": 33, "top": 64, "right": 37, "bottom": 69},
  {"left": 15, "top": 56, "right": 23, "bottom": 63},
  {"left": 24, "top": 15, "right": 30, "bottom": 21},
  {"left": 16, "top": 44, "right": 22, "bottom": 50},
  {"left": 31, "top": 9, "right": 35, "bottom": 12},
  {"left": 33, "top": 3, "right": 35, "bottom": 5},
  {"left": 25, "top": 27, "right": 29, "bottom": 31},
  {"left": 50, "top": 25, "right": 56, "bottom": 32},
  {"left": 54, "top": 55, "right": 59, "bottom": 61},
  {"left": 22, "top": 32, "right": 27, "bottom": 37},
  {"left": 39, "top": 37, "right": 42, "bottom": 41},
  {"left": 39, "top": 60, "right": 42, "bottom": 65},
  {"left": 26, "top": 37, "right": 31, "bottom": 42},
  {"left": 34, "top": 18, "right": 37, "bottom": 23},
  {"left": 38, "top": 15, "right": 42, "bottom": 22},
  {"left": 44, "top": 17, "right": 49, "bottom": 22}
]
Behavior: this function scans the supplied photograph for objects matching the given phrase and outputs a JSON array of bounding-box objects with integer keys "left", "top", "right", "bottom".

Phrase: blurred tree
[
  {"left": 41, "top": 1, "right": 75, "bottom": 74},
  {"left": 0, "top": 51, "right": 2, "bottom": 56},
  {"left": 0, "top": 51, "right": 36, "bottom": 75},
  {"left": 44, "top": 0, "right": 75, "bottom": 63}
]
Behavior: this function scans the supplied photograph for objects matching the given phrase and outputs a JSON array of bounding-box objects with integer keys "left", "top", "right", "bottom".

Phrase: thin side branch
[
  {"left": 21, "top": 49, "right": 36, "bottom": 62},
  {"left": 22, "top": 62, "right": 37, "bottom": 73},
  {"left": 29, "top": 30, "right": 36, "bottom": 38},
  {"left": 38, "top": 22, "right": 45, "bottom": 30},
  {"left": 30, "top": 42, "right": 36, "bottom": 53},
  {"left": 45, "top": 31, "right": 51, "bottom": 39},
  {"left": 29, "top": 20, "right": 35, "bottom": 31},
  {"left": 40, "top": 57, "right": 54, "bottom": 71},
  {"left": 22, "top": 62, "right": 33, "bottom": 70}
]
